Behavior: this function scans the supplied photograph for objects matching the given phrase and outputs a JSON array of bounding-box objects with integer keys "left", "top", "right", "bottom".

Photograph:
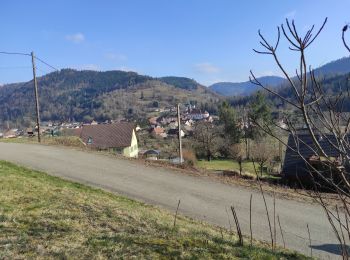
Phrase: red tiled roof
[
  {"left": 80, "top": 122, "right": 134, "bottom": 149},
  {"left": 152, "top": 127, "right": 164, "bottom": 134}
]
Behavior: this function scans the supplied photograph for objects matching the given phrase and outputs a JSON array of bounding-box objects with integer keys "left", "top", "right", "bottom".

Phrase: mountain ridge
[
  {"left": 0, "top": 69, "right": 220, "bottom": 128},
  {"left": 210, "top": 56, "right": 350, "bottom": 96},
  {"left": 209, "top": 76, "right": 286, "bottom": 96}
]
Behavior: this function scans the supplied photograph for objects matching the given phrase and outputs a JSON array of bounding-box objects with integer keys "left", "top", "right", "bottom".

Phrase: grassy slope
[
  {"left": 197, "top": 160, "right": 257, "bottom": 173},
  {"left": 0, "top": 161, "right": 307, "bottom": 259}
]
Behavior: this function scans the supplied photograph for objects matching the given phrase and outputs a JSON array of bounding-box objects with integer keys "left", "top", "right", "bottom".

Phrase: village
[
  {"left": 0, "top": 101, "right": 299, "bottom": 188},
  {"left": 2, "top": 2, "right": 350, "bottom": 259},
  {"left": 0, "top": 104, "right": 216, "bottom": 161}
]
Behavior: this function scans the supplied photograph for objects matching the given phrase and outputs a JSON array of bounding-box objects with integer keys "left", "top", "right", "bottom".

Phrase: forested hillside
[
  {"left": 0, "top": 69, "right": 220, "bottom": 128},
  {"left": 229, "top": 72, "right": 350, "bottom": 111},
  {"left": 209, "top": 76, "right": 286, "bottom": 96},
  {"left": 210, "top": 56, "right": 350, "bottom": 97}
]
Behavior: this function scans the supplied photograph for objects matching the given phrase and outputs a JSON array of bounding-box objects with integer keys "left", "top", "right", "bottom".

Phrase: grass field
[
  {"left": 197, "top": 159, "right": 255, "bottom": 171},
  {"left": 196, "top": 159, "right": 263, "bottom": 176},
  {"left": 0, "top": 161, "right": 307, "bottom": 259}
]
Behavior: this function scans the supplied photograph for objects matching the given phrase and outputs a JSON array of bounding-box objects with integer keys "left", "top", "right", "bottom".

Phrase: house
[
  {"left": 184, "top": 119, "right": 194, "bottom": 126},
  {"left": 149, "top": 117, "right": 158, "bottom": 126},
  {"left": 282, "top": 133, "right": 348, "bottom": 185},
  {"left": 167, "top": 128, "right": 185, "bottom": 138},
  {"left": 159, "top": 116, "right": 177, "bottom": 125},
  {"left": 3, "top": 129, "right": 19, "bottom": 138},
  {"left": 186, "top": 109, "right": 210, "bottom": 120},
  {"left": 80, "top": 122, "right": 138, "bottom": 158},
  {"left": 183, "top": 125, "right": 194, "bottom": 135},
  {"left": 150, "top": 126, "right": 167, "bottom": 138}
]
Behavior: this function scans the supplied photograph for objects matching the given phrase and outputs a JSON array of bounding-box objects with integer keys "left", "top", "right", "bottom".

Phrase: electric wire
[
  {"left": 34, "top": 56, "right": 59, "bottom": 71},
  {"left": 0, "top": 51, "right": 30, "bottom": 56},
  {"left": 0, "top": 51, "right": 59, "bottom": 72}
]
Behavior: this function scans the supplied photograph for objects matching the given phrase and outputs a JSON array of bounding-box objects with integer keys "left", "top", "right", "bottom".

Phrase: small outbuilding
[
  {"left": 143, "top": 149, "right": 160, "bottom": 160},
  {"left": 282, "top": 133, "right": 348, "bottom": 185}
]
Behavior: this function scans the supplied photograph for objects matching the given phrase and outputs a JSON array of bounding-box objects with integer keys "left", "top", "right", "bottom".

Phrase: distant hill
[
  {"left": 313, "top": 56, "right": 350, "bottom": 76},
  {"left": 229, "top": 72, "right": 350, "bottom": 113},
  {"left": 0, "top": 69, "right": 221, "bottom": 128},
  {"left": 209, "top": 76, "right": 286, "bottom": 96},
  {"left": 210, "top": 56, "right": 350, "bottom": 97}
]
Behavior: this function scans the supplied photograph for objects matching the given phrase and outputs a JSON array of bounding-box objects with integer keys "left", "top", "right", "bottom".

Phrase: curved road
[{"left": 0, "top": 142, "right": 341, "bottom": 259}]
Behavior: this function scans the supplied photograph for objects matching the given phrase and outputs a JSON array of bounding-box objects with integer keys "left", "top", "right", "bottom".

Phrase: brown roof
[
  {"left": 80, "top": 122, "right": 135, "bottom": 149},
  {"left": 152, "top": 126, "right": 164, "bottom": 135}
]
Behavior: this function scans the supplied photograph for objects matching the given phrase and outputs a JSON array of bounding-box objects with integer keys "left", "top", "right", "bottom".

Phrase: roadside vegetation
[
  {"left": 197, "top": 159, "right": 266, "bottom": 176},
  {"left": 0, "top": 136, "right": 85, "bottom": 148},
  {"left": 0, "top": 161, "right": 308, "bottom": 259}
]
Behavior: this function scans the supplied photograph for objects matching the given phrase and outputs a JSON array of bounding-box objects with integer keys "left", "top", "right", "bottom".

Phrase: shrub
[{"left": 182, "top": 149, "right": 197, "bottom": 166}]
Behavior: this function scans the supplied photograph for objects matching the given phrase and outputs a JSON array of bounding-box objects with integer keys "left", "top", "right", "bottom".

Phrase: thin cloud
[
  {"left": 65, "top": 33, "right": 85, "bottom": 43},
  {"left": 284, "top": 10, "right": 296, "bottom": 19},
  {"left": 194, "top": 62, "right": 220, "bottom": 74},
  {"left": 75, "top": 64, "right": 100, "bottom": 71},
  {"left": 104, "top": 52, "right": 127, "bottom": 61},
  {"left": 118, "top": 66, "right": 131, "bottom": 71},
  {"left": 117, "top": 66, "right": 138, "bottom": 73}
]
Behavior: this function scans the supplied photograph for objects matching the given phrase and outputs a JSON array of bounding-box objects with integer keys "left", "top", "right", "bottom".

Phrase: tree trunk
[
  {"left": 207, "top": 152, "right": 211, "bottom": 161},
  {"left": 238, "top": 160, "right": 242, "bottom": 176}
]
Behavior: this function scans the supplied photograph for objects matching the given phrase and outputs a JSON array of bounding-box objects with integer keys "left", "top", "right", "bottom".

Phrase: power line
[
  {"left": 0, "top": 51, "right": 30, "bottom": 56},
  {"left": 34, "top": 56, "right": 59, "bottom": 71},
  {"left": 36, "top": 67, "right": 48, "bottom": 75},
  {"left": 0, "top": 66, "right": 32, "bottom": 70},
  {"left": 0, "top": 51, "right": 59, "bottom": 71}
]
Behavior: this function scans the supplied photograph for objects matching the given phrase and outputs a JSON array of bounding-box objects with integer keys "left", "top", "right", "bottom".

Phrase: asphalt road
[{"left": 0, "top": 142, "right": 342, "bottom": 259}]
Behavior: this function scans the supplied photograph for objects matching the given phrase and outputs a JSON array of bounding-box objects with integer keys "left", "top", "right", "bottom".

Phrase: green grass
[
  {"left": 0, "top": 161, "right": 307, "bottom": 259},
  {"left": 197, "top": 159, "right": 260, "bottom": 175}
]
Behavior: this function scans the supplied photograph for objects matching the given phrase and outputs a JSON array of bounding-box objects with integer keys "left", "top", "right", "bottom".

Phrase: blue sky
[{"left": 1, "top": 0, "right": 350, "bottom": 86}]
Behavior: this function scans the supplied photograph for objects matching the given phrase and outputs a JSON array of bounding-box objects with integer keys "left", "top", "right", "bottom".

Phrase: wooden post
[
  {"left": 31, "top": 51, "right": 41, "bottom": 143},
  {"left": 173, "top": 199, "right": 181, "bottom": 227},
  {"left": 249, "top": 194, "right": 253, "bottom": 247},
  {"left": 177, "top": 104, "right": 183, "bottom": 164}
]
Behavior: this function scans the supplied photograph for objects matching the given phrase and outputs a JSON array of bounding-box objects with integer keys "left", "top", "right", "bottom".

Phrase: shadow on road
[{"left": 311, "top": 244, "right": 349, "bottom": 256}]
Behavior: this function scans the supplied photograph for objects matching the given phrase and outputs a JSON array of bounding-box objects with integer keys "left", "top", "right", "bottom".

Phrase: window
[{"left": 87, "top": 137, "right": 93, "bottom": 145}]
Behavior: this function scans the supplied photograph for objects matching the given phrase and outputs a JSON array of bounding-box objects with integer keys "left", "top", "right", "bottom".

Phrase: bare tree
[
  {"left": 193, "top": 121, "right": 222, "bottom": 161},
  {"left": 251, "top": 17, "right": 350, "bottom": 259},
  {"left": 229, "top": 143, "right": 246, "bottom": 175},
  {"left": 250, "top": 141, "right": 273, "bottom": 177}
]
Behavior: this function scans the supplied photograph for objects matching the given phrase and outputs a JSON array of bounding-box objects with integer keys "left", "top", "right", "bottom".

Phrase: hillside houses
[
  {"left": 150, "top": 126, "right": 167, "bottom": 138},
  {"left": 185, "top": 108, "right": 210, "bottom": 121},
  {"left": 144, "top": 106, "right": 214, "bottom": 142}
]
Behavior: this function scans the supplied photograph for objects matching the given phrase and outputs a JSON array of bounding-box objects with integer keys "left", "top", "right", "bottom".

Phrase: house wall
[{"left": 122, "top": 130, "right": 138, "bottom": 158}]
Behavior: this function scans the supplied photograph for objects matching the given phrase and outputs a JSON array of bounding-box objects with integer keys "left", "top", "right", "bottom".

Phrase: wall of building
[{"left": 123, "top": 130, "right": 138, "bottom": 158}]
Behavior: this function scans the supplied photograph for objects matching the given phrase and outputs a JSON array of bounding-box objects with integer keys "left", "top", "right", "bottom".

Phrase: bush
[
  {"left": 44, "top": 136, "right": 85, "bottom": 148},
  {"left": 182, "top": 149, "right": 197, "bottom": 166}
]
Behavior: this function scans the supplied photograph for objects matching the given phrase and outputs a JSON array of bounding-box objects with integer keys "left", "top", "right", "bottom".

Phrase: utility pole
[
  {"left": 31, "top": 51, "right": 41, "bottom": 142},
  {"left": 177, "top": 103, "right": 183, "bottom": 164},
  {"left": 243, "top": 108, "right": 250, "bottom": 159}
]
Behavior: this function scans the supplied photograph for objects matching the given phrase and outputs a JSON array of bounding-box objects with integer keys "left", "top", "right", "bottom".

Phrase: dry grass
[
  {"left": 0, "top": 161, "right": 308, "bottom": 259},
  {"left": 0, "top": 136, "right": 85, "bottom": 149}
]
